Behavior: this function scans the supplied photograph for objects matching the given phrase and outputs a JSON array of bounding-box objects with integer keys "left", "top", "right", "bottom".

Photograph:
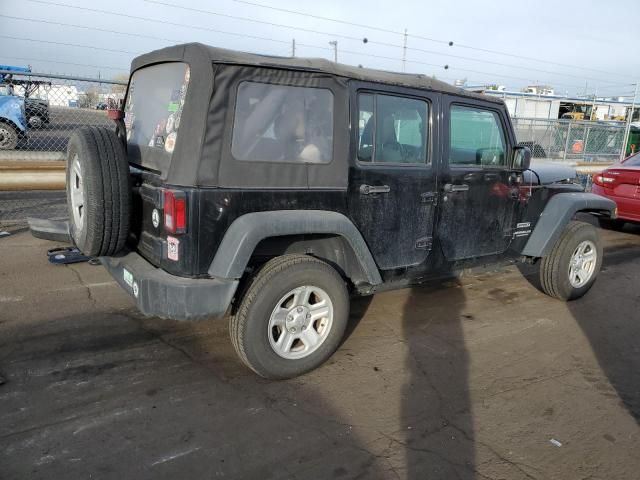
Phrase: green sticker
[{"left": 167, "top": 102, "right": 180, "bottom": 112}]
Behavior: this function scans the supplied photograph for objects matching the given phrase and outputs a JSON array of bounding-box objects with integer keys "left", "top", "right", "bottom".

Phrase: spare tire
[{"left": 66, "top": 126, "right": 131, "bottom": 256}]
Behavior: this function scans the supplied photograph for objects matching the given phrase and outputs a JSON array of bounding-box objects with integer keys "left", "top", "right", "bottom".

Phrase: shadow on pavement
[
  {"left": 567, "top": 224, "right": 640, "bottom": 424},
  {"left": 400, "top": 282, "right": 475, "bottom": 479},
  {"left": 519, "top": 222, "right": 640, "bottom": 424}
]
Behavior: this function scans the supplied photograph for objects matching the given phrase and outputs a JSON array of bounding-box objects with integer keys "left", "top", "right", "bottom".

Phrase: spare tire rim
[
  {"left": 568, "top": 240, "right": 597, "bottom": 288},
  {"left": 268, "top": 285, "right": 334, "bottom": 360},
  {"left": 70, "top": 154, "right": 85, "bottom": 230}
]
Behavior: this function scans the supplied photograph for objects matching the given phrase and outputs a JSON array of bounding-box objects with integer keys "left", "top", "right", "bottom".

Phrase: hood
[
  {"left": 25, "top": 98, "right": 49, "bottom": 107},
  {"left": 0, "top": 95, "right": 27, "bottom": 130},
  {"left": 524, "top": 162, "right": 577, "bottom": 185}
]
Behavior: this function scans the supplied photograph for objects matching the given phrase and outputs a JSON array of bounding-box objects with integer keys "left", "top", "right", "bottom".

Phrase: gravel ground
[{"left": 0, "top": 226, "right": 639, "bottom": 480}]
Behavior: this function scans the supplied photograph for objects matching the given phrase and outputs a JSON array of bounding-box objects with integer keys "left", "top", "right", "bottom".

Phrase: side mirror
[{"left": 513, "top": 146, "right": 531, "bottom": 171}]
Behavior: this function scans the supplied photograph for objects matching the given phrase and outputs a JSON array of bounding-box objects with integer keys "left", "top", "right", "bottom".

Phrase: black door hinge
[
  {"left": 415, "top": 236, "right": 433, "bottom": 250},
  {"left": 420, "top": 191, "right": 438, "bottom": 205}
]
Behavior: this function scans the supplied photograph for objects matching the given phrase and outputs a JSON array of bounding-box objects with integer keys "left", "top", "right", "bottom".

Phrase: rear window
[
  {"left": 124, "top": 63, "right": 190, "bottom": 174},
  {"left": 231, "top": 81, "right": 334, "bottom": 164}
]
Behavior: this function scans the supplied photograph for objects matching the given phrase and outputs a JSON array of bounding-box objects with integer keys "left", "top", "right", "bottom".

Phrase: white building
[
  {"left": 12, "top": 84, "right": 79, "bottom": 107},
  {"left": 476, "top": 89, "right": 634, "bottom": 121}
]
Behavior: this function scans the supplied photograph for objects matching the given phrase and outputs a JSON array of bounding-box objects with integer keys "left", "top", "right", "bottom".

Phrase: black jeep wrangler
[{"left": 66, "top": 43, "right": 616, "bottom": 379}]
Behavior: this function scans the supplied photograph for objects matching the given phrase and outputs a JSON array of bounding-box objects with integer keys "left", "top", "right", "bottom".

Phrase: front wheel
[
  {"left": 539, "top": 221, "right": 602, "bottom": 301},
  {"left": 0, "top": 122, "right": 18, "bottom": 150},
  {"left": 230, "top": 254, "right": 349, "bottom": 379}
]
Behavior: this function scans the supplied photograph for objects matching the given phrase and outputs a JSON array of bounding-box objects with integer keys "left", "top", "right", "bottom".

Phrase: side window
[
  {"left": 358, "top": 93, "right": 428, "bottom": 164},
  {"left": 231, "top": 81, "right": 334, "bottom": 164},
  {"left": 450, "top": 105, "right": 507, "bottom": 167}
]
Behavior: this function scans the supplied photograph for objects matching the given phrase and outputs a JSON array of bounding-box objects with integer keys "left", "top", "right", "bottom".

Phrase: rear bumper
[
  {"left": 591, "top": 185, "right": 640, "bottom": 222},
  {"left": 101, "top": 251, "right": 238, "bottom": 321}
]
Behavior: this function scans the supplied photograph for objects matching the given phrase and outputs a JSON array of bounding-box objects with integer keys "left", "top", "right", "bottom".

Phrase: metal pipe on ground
[{"left": 0, "top": 161, "right": 65, "bottom": 191}]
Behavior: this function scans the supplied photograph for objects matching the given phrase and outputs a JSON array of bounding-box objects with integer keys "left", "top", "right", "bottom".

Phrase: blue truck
[
  {"left": 0, "top": 65, "right": 29, "bottom": 149},
  {"left": 0, "top": 93, "right": 27, "bottom": 150}
]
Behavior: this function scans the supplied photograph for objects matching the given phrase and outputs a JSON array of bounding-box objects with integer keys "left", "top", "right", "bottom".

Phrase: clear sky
[{"left": 1, "top": 0, "right": 638, "bottom": 97}]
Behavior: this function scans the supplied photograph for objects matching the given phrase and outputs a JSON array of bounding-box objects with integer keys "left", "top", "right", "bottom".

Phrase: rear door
[
  {"left": 437, "top": 97, "right": 521, "bottom": 261},
  {"left": 347, "top": 85, "right": 439, "bottom": 271}
]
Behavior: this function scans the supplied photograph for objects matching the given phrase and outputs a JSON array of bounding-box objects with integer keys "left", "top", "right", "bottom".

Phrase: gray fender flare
[
  {"left": 208, "top": 210, "right": 383, "bottom": 285},
  {"left": 520, "top": 192, "right": 616, "bottom": 258}
]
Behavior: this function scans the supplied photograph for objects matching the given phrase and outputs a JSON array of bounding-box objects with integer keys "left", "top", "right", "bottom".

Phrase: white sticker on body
[{"left": 167, "top": 236, "right": 180, "bottom": 261}]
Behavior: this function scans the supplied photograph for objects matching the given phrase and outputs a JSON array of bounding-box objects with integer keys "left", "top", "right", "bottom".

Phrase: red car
[{"left": 592, "top": 152, "right": 640, "bottom": 229}]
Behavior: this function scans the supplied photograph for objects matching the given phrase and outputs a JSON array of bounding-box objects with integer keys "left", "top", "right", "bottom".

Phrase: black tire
[
  {"left": 230, "top": 254, "right": 350, "bottom": 379},
  {"left": 66, "top": 126, "right": 130, "bottom": 256},
  {"left": 539, "top": 221, "right": 602, "bottom": 301},
  {"left": 0, "top": 122, "right": 18, "bottom": 150},
  {"left": 598, "top": 217, "right": 625, "bottom": 231},
  {"left": 28, "top": 115, "right": 44, "bottom": 129}
]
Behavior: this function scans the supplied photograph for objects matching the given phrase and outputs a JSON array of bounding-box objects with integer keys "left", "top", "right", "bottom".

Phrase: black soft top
[{"left": 131, "top": 42, "right": 499, "bottom": 104}]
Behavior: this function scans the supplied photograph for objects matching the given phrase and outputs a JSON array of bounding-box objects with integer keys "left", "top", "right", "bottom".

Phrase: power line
[
  {"left": 1, "top": 55, "right": 128, "bottom": 72},
  {"left": 226, "top": 0, "right": 635, "bottom": 80},
  {"left": 143, "top": 0, "right": 628, "bottom": 87},
  {"left": 0, "top": 14, "right": 182, "bottom": 44},
  {"left": 23, "top": 0, "right": 296, "bottom": 47},
  {"left": 0, "top": 34, "right": 140, "bottom": 55},
  {"left": 16, "top": 0, "right": 631, "bottom": 94},
  {"left": 0, "top": 13, "right": 295, "bottom": 50},
  {"left": 143, "top": 0, "right": 367, "bottom": 43},
  {"left": 395, "top": 44, "right": 624, "bottom": 86}
]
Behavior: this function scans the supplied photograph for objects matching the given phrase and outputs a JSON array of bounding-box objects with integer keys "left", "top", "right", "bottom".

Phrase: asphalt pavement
[{"left": 1, "top": 226, "right": 639, "bottom": 479}]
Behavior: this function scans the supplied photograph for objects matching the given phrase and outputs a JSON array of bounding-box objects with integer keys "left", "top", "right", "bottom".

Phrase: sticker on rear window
[{"left": 167, "top": 236, "right": 179, "bottom": 261}]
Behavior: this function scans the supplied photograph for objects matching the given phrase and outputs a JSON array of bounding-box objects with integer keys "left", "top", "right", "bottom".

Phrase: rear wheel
[
  {"left": 0, "top": 122, "right": 18, "bottom": 150},
  {"left": 66, "top": 126, "right": 131, "bottom": 256},
  {"left": 230, "top": 254, "right": 349, "bottom": 379},
  {"left": 539, "top": 221, "right": 602, "bottom": 301}
]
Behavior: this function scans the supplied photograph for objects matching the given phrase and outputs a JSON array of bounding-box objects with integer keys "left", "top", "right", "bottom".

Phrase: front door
[
  {"left": 348, "top": 86, "right": 439, "bottom": 271},
  {"left": 437, "top": 97, "right": 521, "bottom": 261}
]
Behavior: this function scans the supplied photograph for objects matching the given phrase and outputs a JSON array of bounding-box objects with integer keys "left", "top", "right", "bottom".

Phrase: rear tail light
[
  {"left": 163, "top": 189, "right": 187, "bottom": 234},
  {"left": 593, "top": 174, "right": 614, "bottom": 187}
]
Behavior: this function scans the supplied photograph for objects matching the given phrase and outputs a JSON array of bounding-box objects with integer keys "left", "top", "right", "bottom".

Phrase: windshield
[
  {"left": 124, "top": 62, "right": 190, "bottom": 174},
  {"left": 623, "top": 152, "right": 640, "bottom": 166}
]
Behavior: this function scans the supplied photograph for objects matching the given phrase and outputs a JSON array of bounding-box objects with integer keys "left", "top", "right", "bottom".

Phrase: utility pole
[
  {"left": 402, "top": 29, "right": 408, "bottom": 72},
  {"left": 620, "top": 82, "right": 639, "bottom": 162},
  {"left": 291, "top": 38, "right": 296, "bottom": 57},
  {"left": 328, "top": 41, "right": 338, "bottom": 62}
]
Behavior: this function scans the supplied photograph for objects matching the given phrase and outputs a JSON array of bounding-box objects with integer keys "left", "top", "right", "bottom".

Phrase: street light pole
[
  {"left": 620, "top": 82, "right": 638, "bottom": 162},
  {"left": 402, "top": 29, "right": 408, "bottom": 72},
  {"left": 328, "top": 41, "right": 338, "bottom": 62}
]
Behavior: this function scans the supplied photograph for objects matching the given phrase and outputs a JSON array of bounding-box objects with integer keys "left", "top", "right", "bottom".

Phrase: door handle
[
  {"left": 443, "top": 183, "right": 469, "bottom": 193},
  {"left": 360, "top": 184, "right": 391, "bottom": 195}
]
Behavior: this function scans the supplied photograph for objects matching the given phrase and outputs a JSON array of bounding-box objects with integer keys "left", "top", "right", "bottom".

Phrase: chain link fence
[
  {"left": 512, "top": 117, "right": 626, "bottom": 163},
  {"left": 0, "top": 71, "right": 127, "bottom": 232},
  {"left": 0, "top": 70, "right": 127, "bottom": 153},
  {"left": 0, "top": 71, "right": 629, "bottom": 232}
]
